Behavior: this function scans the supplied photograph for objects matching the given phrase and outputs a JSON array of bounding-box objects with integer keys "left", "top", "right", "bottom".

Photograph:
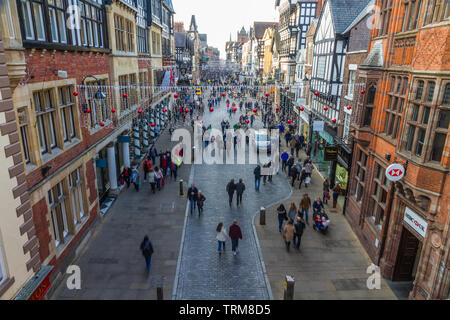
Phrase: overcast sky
[{"left": 171, "top": 0, "right": 279, "bottom": 59}]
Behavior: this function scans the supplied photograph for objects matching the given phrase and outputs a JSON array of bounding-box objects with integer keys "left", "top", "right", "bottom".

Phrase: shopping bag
[{"left": 305, "top": 177, "right": 311, "bottom": 184}]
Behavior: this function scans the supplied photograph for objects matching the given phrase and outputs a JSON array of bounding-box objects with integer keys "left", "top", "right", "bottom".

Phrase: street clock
[{"left": 188, "top": 33, "right": 196, "bottom": 41}]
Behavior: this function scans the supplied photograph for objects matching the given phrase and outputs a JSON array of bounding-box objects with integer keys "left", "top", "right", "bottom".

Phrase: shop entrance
[{"left": 393, "top": 227, "right": 422, "bottom": 281}]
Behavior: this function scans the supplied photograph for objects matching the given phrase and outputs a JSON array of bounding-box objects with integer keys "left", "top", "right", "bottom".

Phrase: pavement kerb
[
  {"left": 251, "top": 171, "right": 293, "bottom": 301},
  {"left": 172, "top": 163, "right": 195, "bottom": 300}
]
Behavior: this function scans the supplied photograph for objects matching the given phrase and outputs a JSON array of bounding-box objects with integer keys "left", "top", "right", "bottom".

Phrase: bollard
[
  {"left": 179, "top": 179, "right": 184, "bottom": 196},
  {"left": 283, "top": 275, "right": 295, "bottom": 300},
  {"left": 260, "top": 207, "right": 266, "bottom": 225},
  {"left": 157, "top": 287, "right": 163, "bottom": 300}
]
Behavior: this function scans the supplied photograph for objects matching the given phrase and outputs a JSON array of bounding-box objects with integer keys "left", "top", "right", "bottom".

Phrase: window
[
  {"left": 18, "top": 108, "right": 31, "bottom": 164},
  {"left": 69, "top": 168, "right": 85, "bottom": 225},
  {"left": 402, "top": 0, "right": 423, "bottom": 31},
  {"left": 34, "top": 90, "right": 57, "bottom": 154},
  {"left": 384, "top": 75, "right": 407, "bottom": 140},
  {"left": 424, "top": 0, "right": 450, "bottom": 24},
  {"left": 85, "top": 79, "right": 108, "bottom": 129},
  {"left": 48, "top": 182, "right": 69, "bottom": 247},
  {"left": 19, "top": 0, "right": 105, "bottom": 47},
  {"left": 137, "top": 27, "right": 148, "bottom": 53},
  {"left": 347, "top": 70, "right": 356, "bottom": 99},
  {"left": 352, "top": 149, "right": 367, "bottom": 203},
  {"left": 370, "top": 163, "right": 389, "bottom": 227},
  {"left": 378, "top": 0, "right": 393, "bottom": 36},
  {"left": 404, "top": 79, "right": 449, "bottom": 163},
  {"left": 139, "top": 71, "right": 150, "bottom": 99},
  {"left": 119, "top": 75, "right": 130, "bottom": 110},
  {"left": 58, "top": 86, "right": 76, "bottom": 142}
]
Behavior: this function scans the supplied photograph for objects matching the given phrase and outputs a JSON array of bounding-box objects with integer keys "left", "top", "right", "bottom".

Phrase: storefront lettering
[{"left": 404, "top": 207, "right": 427, "bottom": 238}]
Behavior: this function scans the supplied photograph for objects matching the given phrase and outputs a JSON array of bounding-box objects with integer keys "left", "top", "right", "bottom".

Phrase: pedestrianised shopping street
[{"left": 0, "top": 0, "right": 449, "bottom": 303}]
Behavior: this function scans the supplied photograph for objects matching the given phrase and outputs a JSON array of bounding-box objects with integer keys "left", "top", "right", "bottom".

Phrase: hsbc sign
[
  {"left": 385, "top": 163, "right": 405, "bottom": 182},
  {"left": 404, "top": 207, "right": 427, "bottom": 238}
]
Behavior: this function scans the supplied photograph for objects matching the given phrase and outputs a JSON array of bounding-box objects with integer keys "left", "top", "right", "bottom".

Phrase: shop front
[
  {"left": 311, "top": 128, "right": 334, "bottom": 179},
  {"left": 334, "top": 145, "right": 352, "bottom": 209}
]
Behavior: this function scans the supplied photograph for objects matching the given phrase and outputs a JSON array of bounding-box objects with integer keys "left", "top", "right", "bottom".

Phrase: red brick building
[{"left": 346, "top": 0, "right": 450, "bottom": 299}]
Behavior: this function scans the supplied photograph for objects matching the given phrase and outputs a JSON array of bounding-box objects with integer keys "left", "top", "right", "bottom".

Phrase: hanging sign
[
  {"left": 324, "top": 146, "right": 338, "bottom": 161},
  {"left": 385, "top": 163, "right": 405, "bottom": 182},
  {"left": 313, "top": 120, "right": 324, "bottom": 132}
]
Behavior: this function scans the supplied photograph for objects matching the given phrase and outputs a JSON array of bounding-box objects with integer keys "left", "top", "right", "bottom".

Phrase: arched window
[{"left": 367, "top": 86, "right": 376, "bottom": 105}]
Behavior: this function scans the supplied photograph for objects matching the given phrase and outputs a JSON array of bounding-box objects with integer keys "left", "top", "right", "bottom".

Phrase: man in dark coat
[
  {"left": 187, "top": 184, "right": 198, "bottom": 215},
  {"left": 140, "top": 235, "right": 154, "bottom": 273},
  {"left": 226, "top": 179, "right": 237, "bottom": 207},
  {"left": 235, "top": 178, "right": 246, "bottom": 207},
  {"left": 254, "top": 165, "right": 261, "bottom": 191},
  {"left": 229, "top": 219, "right": 243, "bottom": 255},
  {"left": 294, "top": 216, "right": 306, "bottom": 250}
]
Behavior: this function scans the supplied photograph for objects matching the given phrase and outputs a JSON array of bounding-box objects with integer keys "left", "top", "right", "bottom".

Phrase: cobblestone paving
[{"left": 174, "top": 94, "right": 291, "bottom": 300}]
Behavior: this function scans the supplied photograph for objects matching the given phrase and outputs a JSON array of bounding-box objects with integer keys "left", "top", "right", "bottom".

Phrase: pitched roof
[
  {"left": 253, "top": 22, "right": 279, "bottom": 39},
  {"left": 175, "top": 33, "right": 187, "bottom": 48},
  {"left": 361, "top": 39, "right": 383, "bottom": 68},
  {"left": 342, "top": 0, "right": 375, "bottom": 34},
  {"left": 328, "top": 0, "right": 371, "bottom": 34}
]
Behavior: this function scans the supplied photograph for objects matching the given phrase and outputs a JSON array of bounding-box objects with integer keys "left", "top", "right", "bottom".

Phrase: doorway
[{"left": 394, "top": 227, "right": 422, "bottom": 281}]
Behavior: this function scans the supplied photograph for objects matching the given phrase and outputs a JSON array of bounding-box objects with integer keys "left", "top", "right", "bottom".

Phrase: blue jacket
[{"left": 281, "top": 152, "right": 289, "bottom": 162}]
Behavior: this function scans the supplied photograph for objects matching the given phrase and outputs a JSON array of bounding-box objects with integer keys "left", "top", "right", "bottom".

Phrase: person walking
[
  {"left": 286, "top": 155, "right": 295, "bottom": 175},
  {"left": 289, "top": 164, "right": 298, "bottom": 187},
  {"left": 287, "top": 203, "right": 297, "bottom": 222},
  {"left": 289, "top": 138, "right": 296, "bottom": 156},
  {"left": 298, "top": 168, "right": 308, "bottom": 189},
  {"left": 154, "top": 167, "right": 163, "bottom": 191},
  {"left": 293, "top": 216, "right": 306, "bottom": 250},
  {"left": 142, "top": 158, "right": 152, "bottom": 182},
  {"left": 281, "top": 151, "right": 289, "bottom": 173},
  {"left": 323, "top": 178, "right": 331, "bottom": 204},
  {"left": 216, "top": 222, "right": 228, "bottom": 254},
  {"left": 131, "top": 167, "right": 140, "bottom": 192},
  {"left": 149, "top": 145, "right": 158, "bottom": 165},
  {"left": 283, "top": 220, "right": 295, "bottom": 252},
  {"left": 148, "top": 168, "right": 157, "bottom": 194},
  {"left": 140, "top": 235, "right": 154, "bottom": 274},
  {"left": 299, "top": 194, "right": 311, "bottom": 224},
  {"left": 229, "top": 219, "right": 243, "bottom": 256},
  {"left": 313, "top": 197, "right": 325, "bottom": 214},
  {"left": 226, "top": 179, "right": 236, "bottom": 207},
  {"left": 254, "top": 165, "right": 261, "bottom": 191},
  {"left": 295, "top": 139, "right": 301, "bottom": 157},
  {"left": 332, "top": 183, "right": 342, "bottom": 208},
  {"left": 277, "top": 204, "right": 288, "bottom": 233},
  {"left": 122, "top": 166, "right": 132, "bottom": 189},
  {"left": 196, "top": 191, "right": 206, "bottom": 216},
  {"left": 187, "top": 184, "right": 198, "bottom": 215},
  {"left": 235, "top": 178, "right": 246, "bottom": 207}
]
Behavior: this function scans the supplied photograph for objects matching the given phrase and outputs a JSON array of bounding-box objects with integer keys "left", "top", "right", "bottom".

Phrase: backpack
[{"left": 142, "top": 241, "right": 153, "bottom": 257}]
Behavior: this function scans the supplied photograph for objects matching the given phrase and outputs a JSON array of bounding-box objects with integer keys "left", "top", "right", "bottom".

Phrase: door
[{"left": 394, "top": 227, "right": 420, "bottom": 281}]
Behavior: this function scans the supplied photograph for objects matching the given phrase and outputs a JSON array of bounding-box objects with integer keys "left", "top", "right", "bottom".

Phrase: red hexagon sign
[{"left": 385, "top": 163, "right": 405, "bottom": 182}]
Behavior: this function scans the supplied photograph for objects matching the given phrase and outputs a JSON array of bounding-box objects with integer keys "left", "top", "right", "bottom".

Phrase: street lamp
[{"left": 81, "top": 75, "right": 106, "bottom": 114}]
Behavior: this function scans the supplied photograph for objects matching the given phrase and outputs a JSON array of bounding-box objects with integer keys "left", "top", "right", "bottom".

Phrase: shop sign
[
  {"left": 96, "top": 159, "right": 107, "bottom": 168},
  {"left": 324, "top": 146, "right": 338, "bottom": 161},
  {"left": 404, "top": 207, "right": 427, "bottom": 238},
  {"left": 15, "top": 266, "right": 53, "bottom": 300},
  {"left": 118, "top": 136, "right": 131, "bottom": 143},
  {"left": 313, "top": 120, "right": 324, "bottom": 132}
]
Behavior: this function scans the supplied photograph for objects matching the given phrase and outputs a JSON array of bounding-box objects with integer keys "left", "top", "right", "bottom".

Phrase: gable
[{"left": 315, "top": 1, "right": 335, "bottom": 42}]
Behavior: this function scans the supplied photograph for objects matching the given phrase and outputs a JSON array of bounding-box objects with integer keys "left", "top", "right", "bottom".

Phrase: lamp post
[{"left": 80, "top": 75, "right": 106, "bottom": 119}]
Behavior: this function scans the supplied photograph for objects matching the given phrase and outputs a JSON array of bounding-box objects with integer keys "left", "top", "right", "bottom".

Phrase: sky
[{"left": 171, "top": 0, "right": 279, "bottom": 59}]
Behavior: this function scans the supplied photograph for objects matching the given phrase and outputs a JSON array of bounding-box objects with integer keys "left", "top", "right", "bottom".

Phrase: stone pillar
[
  {"left": 107, "top": 143, "right": 118, "bottom": 190},
  {"left": 122, "top": 139, "right": 130, "bottom": 168}
]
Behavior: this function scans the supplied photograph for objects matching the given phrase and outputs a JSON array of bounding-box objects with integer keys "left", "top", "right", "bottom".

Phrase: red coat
[{"left": 229, "top": 224, "right": 242, "bottom": 239}]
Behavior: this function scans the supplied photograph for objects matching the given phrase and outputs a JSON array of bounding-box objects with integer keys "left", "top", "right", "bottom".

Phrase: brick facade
[{"left": 345, "top": 0, "right": 450, "bottom": 300}]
